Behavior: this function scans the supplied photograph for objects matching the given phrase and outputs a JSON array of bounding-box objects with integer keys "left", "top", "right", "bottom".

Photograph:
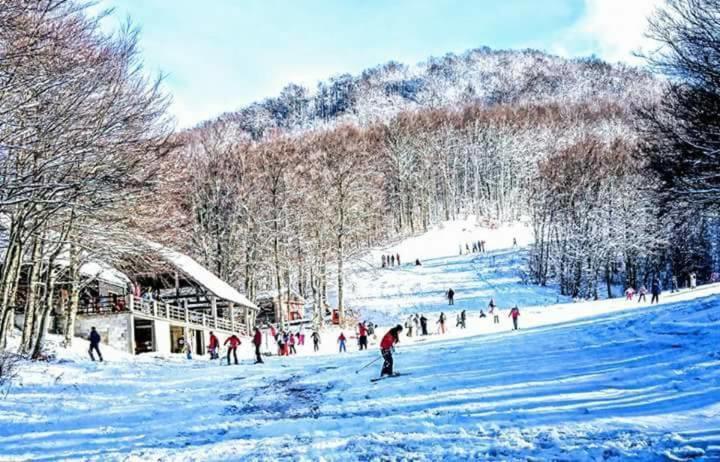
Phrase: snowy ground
[
  {"left": 1, "top": 219, "right": 719, "bottom": 461},
  {"left": 2, "top": 288, "right": 719, "bottom": 461}
]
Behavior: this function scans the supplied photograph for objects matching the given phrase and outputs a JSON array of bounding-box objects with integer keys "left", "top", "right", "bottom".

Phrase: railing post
[
  {"left": 202, "top": 313, "right": 206, "bottom": 327},
  {"left": 128, "top": 295, "right": 134, "bottom": 312},
  {"left": 183, "top": 299, "right": 189, "bottom": 323},
  {"left": 211, "top": 296, "right": 218, "bottom": 328},
  {"left": 152, "top": 300, "right": 157, "bottom": 317}
]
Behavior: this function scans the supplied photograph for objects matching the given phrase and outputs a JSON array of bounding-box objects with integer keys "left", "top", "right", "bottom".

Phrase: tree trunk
[{"left": 63, "top": 244, "right": 80, "bottom": 347}]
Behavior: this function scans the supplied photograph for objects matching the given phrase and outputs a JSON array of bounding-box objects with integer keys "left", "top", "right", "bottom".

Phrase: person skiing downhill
[
  {"left": 253, "top": 327, "right": 263, "bottom": 363},
  {"left": 379, "top": 324, "right": 403, "bottom": 377},
  {"left": 208, "top": 331, "right": 219, "bottom": 360},
  {"left": 625, "top": 287, "right": 635, "bottom": 301},
  {"left": 651, "top": 278, "right": 661, "bottom": 304},
  {"left": 338, "top": 333, "right": 347, "bottom": 353},
  {"left": 509, "top": 306, "right": 520, "bottom": 330},
  {"left": 88, "top": 327, "right": 103, "bottom": 362},
  {"left": 224, "top": 334, "right": 241, "bottom": 365},
  {"left": 311, "top": 331, "right": 321, "bottom": 352}
]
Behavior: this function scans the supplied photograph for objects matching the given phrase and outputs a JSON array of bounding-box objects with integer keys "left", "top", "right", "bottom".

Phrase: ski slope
[
  {"left": 1, "top": 289, "right": 719, "bottom": 461},
  {"left": 342, "top": 218, "right": 566, "bottom": 325},
  {"left": 1, "top": 219, "right": 719, "bottom": 461}
]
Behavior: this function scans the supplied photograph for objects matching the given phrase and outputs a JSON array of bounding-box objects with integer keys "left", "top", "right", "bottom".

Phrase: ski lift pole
[{"left": 355, "top": 355, "right": 382, "bottom": 374}]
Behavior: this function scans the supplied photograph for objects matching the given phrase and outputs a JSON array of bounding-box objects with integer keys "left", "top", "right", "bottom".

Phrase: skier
[
  {"left": 690, "top": 272, "right": 697, "bottom": 289},
  {"left": 651, "top": 278, "right": 661, "bottom": 304},
  {"left": 88, "top": 326, "right": 103, "bottom": 362},
  {"left": 625, "top": 287, "right": 635, "bottom": 301},
  {"left": 298, "top": 326, "right": 305, "bottom": 346},
  {"left": 276, "top": 333, "right": 285, "bottom": 356},
  {"left": 472, "top": 242, "right": 478, "bottom": 253},
  {"left": 466, "top": 243, "right": 470, "bottom": 253},
  {"left": 420, "top": 314, "right": 428, "bottom": 336},
  {"left": 390, "top": 254, "right": 395, "bottom": 266},
  {"left": 447, "top": 288, "right": 455, "bottom": 305},
  {"left": 489, "top": 298, "right": 499, "bottom": 324},
  {"left": 367, "top": 321, "right": 376, "bottom": 339},
  {"left": 455, "top": 313, "right": 462, "bottom": 328},
  {"left": 512, "top": 237, "right": 518, "bottom": 249},
  {"left": 437, "top": 312, "right": 446, "bottom": 334},
  {"left": 382, "top": 254, "right": 386, "bottom": 268},
  {"left": 311, "top": 331, "right": 321, "bottom": 352},
  {"left": 253, "top": 327, "right": 263, "bottom": 364},
  {"left": 224, "top": 334, "right": 241, "bottom": 365},
  {"left": 208, "top": 331, "right": 219, "bottom": 360},
  {"left": 358, "top": 322, "right": 368, "bottom": 350},
  {"left": 405, "top": 317, "right": 413, "bottom": 337},
  {"left": 509, "top": 306, "right": 520, "bottom": 330},
  {"left": 413, "top": 314, "right": 420, "bottom": 334},
  {"left": 288, "top": 332, "right": 297, "bottom": 355},
  {"left": 460, "top": 309, "right": 467, "bottom": 328},
  {"left": 671, "top": 275, "right": 679, "bottom": 293},
  {"left": 415, "top": 258, "right": 422, "bottom": 266},
  {"left": 396, "top": 253, "right": 401, "bottom": 266},
  {"left": 478, "top": 309, "right": 487, "bottom": 319},
  {"left": 338, "top": 332, "right": 347, "bottom": 353},
  {"left": 637, "top": 285, "right": 648, "bottom": 303},
  {"left": 379, "top": 324, "right": 403, "bottom": 377}
]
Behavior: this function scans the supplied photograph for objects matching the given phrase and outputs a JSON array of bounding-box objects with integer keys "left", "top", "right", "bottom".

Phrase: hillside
[{"left": 194, "top": 47, "right": 658, "bottom": 137}]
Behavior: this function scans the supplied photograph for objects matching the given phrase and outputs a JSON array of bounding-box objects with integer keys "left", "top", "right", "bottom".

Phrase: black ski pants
[
  {"left": 227, "top": 347, "right": 238, "bottom": 365},
  {"left": 381, "top": 348, "right": 394, "bottom": 376}
]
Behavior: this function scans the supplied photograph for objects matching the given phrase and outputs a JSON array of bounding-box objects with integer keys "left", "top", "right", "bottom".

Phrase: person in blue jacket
[{"left": 89, "top": 327, "right": 103, "bottom": 362}]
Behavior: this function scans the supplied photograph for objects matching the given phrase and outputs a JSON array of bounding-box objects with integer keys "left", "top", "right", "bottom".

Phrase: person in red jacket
[
  {"left": 338, "top": 332, "right": 347, "bottom": 352},
  {"left": 224, "top": 334, "right": 241, "bottom": 365},
  {"left": 252, "top": 327, "right": 263, "bottom": 364},
  {"left": 208, "top": 331, "right": 219, "bottom": 360},
  {"left": 357, "top": 322, "right": 368, "bottom": 351},
  {"left": 509, "top": 306, "right": 520, "bottom": 330},
  {"left": 380, "top": 324, "right": 403, "bottom": 377}
]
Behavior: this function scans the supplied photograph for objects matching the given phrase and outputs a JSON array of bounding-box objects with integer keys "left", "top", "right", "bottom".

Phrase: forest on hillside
[{"left": 1, "top": 0, "right": 719, "bottom": 356}]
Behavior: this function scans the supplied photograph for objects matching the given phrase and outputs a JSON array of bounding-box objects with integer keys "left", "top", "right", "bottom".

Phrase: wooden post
[
  {"left": 244, "top": 306, "right": 250, "bottom": 329},
  {"left": 211, "top": 296, "right": 218, "bottom": 327},
  {"left": 128, "top": 295, "right": 134, "bottom": 312},
  {"left": 183, "top": 299, "right": 189, "bottom": 323},
  {"left": 127, "top": 314, "right": 135, "bottom": 355}
]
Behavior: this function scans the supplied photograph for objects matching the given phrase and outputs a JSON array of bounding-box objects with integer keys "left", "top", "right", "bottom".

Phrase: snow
[
  {"left": 2, "top": 221, "right": 720, "bottom": 461},
  {"left": 148, "top": 242, "right": 257, "bottom": 310},
  {"left": 79, "top": 261, "right": 130, "bottom": 288}
]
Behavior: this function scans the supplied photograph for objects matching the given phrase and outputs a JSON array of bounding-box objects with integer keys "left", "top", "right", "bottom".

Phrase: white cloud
[{"left": 553, "top": 0, "right": 662, "bottom": 63}]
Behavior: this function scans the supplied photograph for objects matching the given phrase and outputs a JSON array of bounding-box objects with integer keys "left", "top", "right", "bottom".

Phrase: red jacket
[
  {"left": 338, "top": 334, "right": 346, "bottom": 342},
  {"left": 358, "top": 324, "right": 368, "bottom": 336},
  {"left": 253, "top": 330, "right": 262, "bottom": 346},
  {"left": 380, "top": 330, "right": 398, "bottom": 350},
  {"left": 225, "top": 335, "right": 241, "bottom": 348},
  {"left": 509, "top": 308, "right": 520, "bottom": 319},
  {"left": 209, "top": 334, "right": 219, "bottom": 349}
]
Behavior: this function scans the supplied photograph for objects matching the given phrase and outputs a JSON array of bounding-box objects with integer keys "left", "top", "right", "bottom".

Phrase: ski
[{"left": 371, "top": 372, "right": 410, "bottom": 382}]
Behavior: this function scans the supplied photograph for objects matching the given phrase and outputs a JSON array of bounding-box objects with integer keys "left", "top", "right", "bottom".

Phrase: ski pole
[{"left": 355, "top": 355, "right": 382, "bottom": 374}]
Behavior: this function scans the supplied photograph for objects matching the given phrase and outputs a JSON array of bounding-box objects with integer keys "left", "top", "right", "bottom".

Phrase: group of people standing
[
  {"left": 381, "top": 253, "right": 401, "bottom": 268},
  {"left": 337, "top": 321, "right": 377, "bottom": 353},
  {"left": 461, "top": 240, "right": 487, "bottom": 255},
  {"left": 208, "top": 328, "right": 264, "bottom": 365}
]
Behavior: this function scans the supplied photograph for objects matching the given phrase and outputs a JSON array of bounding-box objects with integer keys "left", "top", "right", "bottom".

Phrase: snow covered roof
[
  {"left": 148, "top": 243, "right": 257, "bottom": 310},
  {"left": 255, "top": 288, "right": 306, "bottom": 303},
  {"left": 80, "top": 261, "right": 130, "bottom": 288}
]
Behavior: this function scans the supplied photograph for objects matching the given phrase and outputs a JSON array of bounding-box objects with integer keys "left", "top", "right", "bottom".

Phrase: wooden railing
[{"left": 77, "top": 295, "right": 249, "bottom": 335}]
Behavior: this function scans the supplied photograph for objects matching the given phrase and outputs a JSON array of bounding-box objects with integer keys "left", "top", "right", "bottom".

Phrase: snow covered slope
[
  {"left": 342, "top": 218, "right": 564, "bottom": 324},
  {"left": 2, "top": 289, "right": 719, "bottom": 461}
]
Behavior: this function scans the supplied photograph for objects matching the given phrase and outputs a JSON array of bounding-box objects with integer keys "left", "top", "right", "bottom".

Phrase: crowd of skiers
[{"left": 624, "top": 272, "right": 698, "bottom": 305}]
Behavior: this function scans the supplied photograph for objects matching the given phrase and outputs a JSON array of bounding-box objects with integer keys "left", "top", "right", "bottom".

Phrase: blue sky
[{"left": 96, "top": 0, "right": 659, "bottom": 128}]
